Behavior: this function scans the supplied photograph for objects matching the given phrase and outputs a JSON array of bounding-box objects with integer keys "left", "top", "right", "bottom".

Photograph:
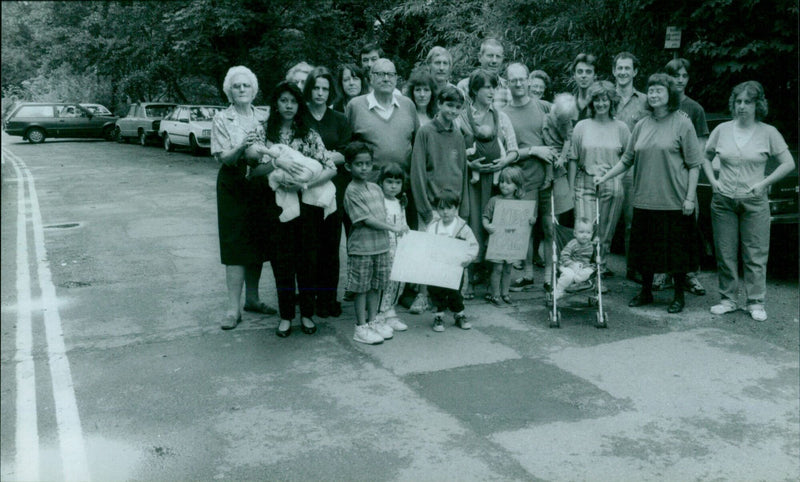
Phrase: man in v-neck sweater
[{"left": 346, "top": 58, "right": 419, "bottom": 182}]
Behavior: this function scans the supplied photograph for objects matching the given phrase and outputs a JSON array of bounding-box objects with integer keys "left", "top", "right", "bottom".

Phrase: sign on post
[
  {"left": 664, "top": 26, "right": 682, "bottom": 49},
  {"left": 485, "top": 199, "right": 536, "bottom": 262}
]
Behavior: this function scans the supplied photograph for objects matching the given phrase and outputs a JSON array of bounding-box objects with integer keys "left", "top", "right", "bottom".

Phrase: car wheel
[
  {"left": 138, "top": 130, "right": 147, "bottom": 146},
  {"left": 103, "top": 126, "right": 115, "bottom": 141},
  {"left": 26, "top": 127, "right": 46, "bottom": 144},
  {"left": 189, "top": 134, "right": 201, "bottom": 156},
  {"left": 163, "top": 134, "right": 175, "bottom": 152}
]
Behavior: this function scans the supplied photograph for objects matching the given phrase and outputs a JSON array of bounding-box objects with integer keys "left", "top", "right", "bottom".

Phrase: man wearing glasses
[{"left": 346, "top": 58, "right": 420, "bottom": 226}]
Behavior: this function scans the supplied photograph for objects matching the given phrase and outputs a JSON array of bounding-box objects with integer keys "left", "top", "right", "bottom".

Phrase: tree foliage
[{"left": 2, "top": 0, "right": 796, "bottom": 139}]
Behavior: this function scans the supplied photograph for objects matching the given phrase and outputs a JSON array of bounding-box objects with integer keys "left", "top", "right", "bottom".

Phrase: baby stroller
[{"left": 546, "top": 186, "right": 608, "bottom": 329}]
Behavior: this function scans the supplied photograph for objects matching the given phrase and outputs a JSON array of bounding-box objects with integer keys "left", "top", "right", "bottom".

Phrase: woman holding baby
[
  {"left": 261, "top": 81, "right": 337, "bottom": 337},
  {"left": 211, "top": 65, "right": 279, "bottom": 331}
]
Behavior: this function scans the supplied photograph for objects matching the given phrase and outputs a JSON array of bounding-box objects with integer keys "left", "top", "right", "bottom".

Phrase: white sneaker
[
  {"left": 354, "top": 324, "right": 383, "bottom": 345},
  {"left": 710, "top": 300, "right": 737, "bottom": 315},
  {"left": 368, "top": 320, "right": 393, "bottom": 340},
  {"left": 384, "top": 316, "right": 408, "bottom": 331},
  {"left": 432, "top": 314, "right": 445, "bottom": 332},
  {"left": 747, "top": 304, "right": 768, "bottom": 322}
]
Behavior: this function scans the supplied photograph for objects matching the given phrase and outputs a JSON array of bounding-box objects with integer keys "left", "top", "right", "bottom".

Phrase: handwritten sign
[
  {"left": 390, "top": 231, "right": 469, "bottom": 289},
  {"left": 664, "top": 26, "right": 681, "bottom": 49},
  {"left": 485, "top": 200, "right": 536, "bottom": 262}
]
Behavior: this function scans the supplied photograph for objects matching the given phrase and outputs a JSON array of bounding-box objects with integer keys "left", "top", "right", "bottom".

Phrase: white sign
[
  {"left": 664, "top": 26, "right": 682, "bottom": 49},
  {"left": 485, "top": 199, "right": 536, "bottom": 262},
  {"left": 390, "top": 231, "right": 469, "bottom": 289}
]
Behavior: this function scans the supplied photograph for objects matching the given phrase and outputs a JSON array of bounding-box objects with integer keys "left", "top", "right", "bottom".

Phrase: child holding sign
[
  {"left": 376, "top": 163, "right": 410, "bottom": 332},
  {"left": 343, "top": 142, "right": 409, "bottom": 345},
  {"left": 425, "top": 191, "right": 479, "bottom": 332},
  {"left": 483, "top": 166, "right": 536, "bottom": 306}
]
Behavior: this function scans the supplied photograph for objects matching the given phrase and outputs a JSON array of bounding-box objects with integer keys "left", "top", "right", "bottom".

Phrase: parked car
[
  {"left": 2, "top": 102, "right": 118, "bottom": 143},
  {"left": 158, "top": 105, "right": 223, "bottom": 156},
  {"left": 115, "top": 102, "right": 176, "bottom": 146},
  {"left": 80, "top": 103, "right": 114, "bottom": 116}
]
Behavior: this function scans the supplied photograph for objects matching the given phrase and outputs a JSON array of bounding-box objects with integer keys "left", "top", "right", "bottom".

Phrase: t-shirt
[
  {"left": 571, "top": 118, "right": 631, "bottom": 176},
  {"left": 504, "top": 98, "right": 551, "bottom": 193},
  {"left": 384, "top": 196, "right": 406, "bottom": 252},
  {"left": 705, "top": 121, "right": 789, "bottom": 198},
  {"left": 482, "top": 195, "right": 502, "bottom": 222},
  {"left": 620, "top": 111, "right": 702, "bottom": 210},
  {"left": 410, "top": 117, "right": 469, "bottom": 225},
  {"left": 344, "top": 181, "right": 389, "bottom": 255},
  {"left": 560, "top": 238, "right": 594, "bottom": 267},
  {"left": 679, "top": 96, "right": 709, "bottom": 138}
]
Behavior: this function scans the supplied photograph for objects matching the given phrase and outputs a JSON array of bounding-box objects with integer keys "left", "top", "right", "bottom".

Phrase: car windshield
[
  {"left": 189, "top": 107, "right": 219, "bottom": 121},
  {"left": 146, "top": 105, "right": 174, "bottom": 118}
]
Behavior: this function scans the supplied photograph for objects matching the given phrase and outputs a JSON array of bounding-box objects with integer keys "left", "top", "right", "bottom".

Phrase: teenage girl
[
  {"left": 376, "top": 163, "right": 410, "bottom": 331},
  {"left": 483, "top": 166, "right": 535, "bottom": 305}
]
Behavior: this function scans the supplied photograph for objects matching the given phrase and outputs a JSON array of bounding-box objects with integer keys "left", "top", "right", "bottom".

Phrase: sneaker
[
  {"left": 509, "top": 277, "right": 535, "bottom": 292},
  {"left": 454, "top": 313, "right": 472, "bottom": 330},
  {"left": 652, "top": 273, "right": 673, "bottom": 291},
  {"left": 685, "top": 275, "right": 706, "bottom": 296},
  {"left": 353, "top": 324, "right": 383, "bottom": 345},
  {"left": 369, "top": 319, "right": 393, "bottom": 339},
  {"left": 710, "top": 300, "right": 737, "bottom": 315},
  {"left": 747, "top": 304, "right": 768, "bottom": 322},
  {"left": 408, "top": 293, "right": 429, "bottom": 314},
  {"left": 432, "top": 315, "right": 445, "bottom": 332},
  {"left": 384, "top": 316, "right": 408, "bottom": 331}
]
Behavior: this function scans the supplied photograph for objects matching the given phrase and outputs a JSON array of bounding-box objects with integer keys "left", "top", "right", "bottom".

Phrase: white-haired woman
[
  {"left": 211, "top": 65, "right": 279, "bottom": 330},
  {"left": 703, "top": 81, "right": 795, "bottom": 322}
]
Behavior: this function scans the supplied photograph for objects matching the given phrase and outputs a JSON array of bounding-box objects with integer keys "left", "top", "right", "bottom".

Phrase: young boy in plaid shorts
[{"left": 343, "top": 141, "right": 409, "bottom": 345}]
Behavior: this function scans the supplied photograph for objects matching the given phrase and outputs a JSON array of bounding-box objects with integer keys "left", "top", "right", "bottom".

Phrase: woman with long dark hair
[{"left": 303, "top": 67, "right": 352, "bottom": 317}]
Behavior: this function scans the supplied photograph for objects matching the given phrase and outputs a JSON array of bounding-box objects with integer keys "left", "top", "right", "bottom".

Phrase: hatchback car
[
  {"left": 158, "top": 105, "right": 223, "bottom": 155},
  {"left": 115, "top": 102, "right": 176, "bottom": 146},
  {"left": 3, "top": 102, "right": 118, "bottom": 143}
]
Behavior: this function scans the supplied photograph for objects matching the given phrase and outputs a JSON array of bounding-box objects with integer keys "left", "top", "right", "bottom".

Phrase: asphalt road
[{"left": 1, "top": 132, "right": 798, "bottom": 481}]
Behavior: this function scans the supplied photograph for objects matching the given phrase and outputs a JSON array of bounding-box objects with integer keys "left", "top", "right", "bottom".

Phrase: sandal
[
  {"left": 501, "top": 295, "right": 514, "bottom": 305},
  {"left": 488, "top": 296, "right": 502, "bottom": 306}
]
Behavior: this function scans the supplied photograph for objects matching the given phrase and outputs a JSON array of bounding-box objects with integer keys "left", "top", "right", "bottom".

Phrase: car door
[
  {"left": 55, "top": 105, "right": 87, "bottom": 138},
  {"left": 173, "top": 107, "right": 191, "bottom": 146}
]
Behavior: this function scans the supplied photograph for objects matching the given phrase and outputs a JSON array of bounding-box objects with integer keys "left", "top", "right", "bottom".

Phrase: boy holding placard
[{"left": 425, "top": 191, "right": 479, "bottom": 332}]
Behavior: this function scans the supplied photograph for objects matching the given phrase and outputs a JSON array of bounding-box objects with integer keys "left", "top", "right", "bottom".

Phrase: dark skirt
[
  {"left": 629, "top": 208, "right": 700, "bottom": 274},
  {"left": 216, "top": 164, "right": 272, "bottom": 265}
]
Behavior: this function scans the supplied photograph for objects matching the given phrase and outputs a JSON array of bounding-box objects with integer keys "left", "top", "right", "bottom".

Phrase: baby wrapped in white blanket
[{"left": 260, "top": 143, "right": 336, "bottom": 222}]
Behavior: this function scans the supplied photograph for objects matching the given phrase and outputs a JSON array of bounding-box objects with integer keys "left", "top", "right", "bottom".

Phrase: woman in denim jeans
[{"left": 702, "top": 81, "right": 795, "bottom": 322}]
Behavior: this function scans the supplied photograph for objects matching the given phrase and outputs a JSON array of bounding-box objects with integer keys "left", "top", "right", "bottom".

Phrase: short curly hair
[
  {"left": 222, "top": 66, "right": 259, "bottom": 103},
  {"left": 728, "top": 81, "right": 769, "bottom": 121},
  {"left": 585, "top": 81, "right": 620, "bottom": 118}
]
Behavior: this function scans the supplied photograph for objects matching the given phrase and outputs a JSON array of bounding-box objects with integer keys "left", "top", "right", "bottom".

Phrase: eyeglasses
[
  {"left": 508, "top": 78, "right": 527, "bottom": 85},
  {"left": 372, "top": 72, "right": 397, "bottom": 79}
]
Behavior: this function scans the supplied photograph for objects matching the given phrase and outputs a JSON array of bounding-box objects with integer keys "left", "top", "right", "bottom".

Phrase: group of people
[{"left": 211, "top": 39, "right": 795, "bottom": 345}]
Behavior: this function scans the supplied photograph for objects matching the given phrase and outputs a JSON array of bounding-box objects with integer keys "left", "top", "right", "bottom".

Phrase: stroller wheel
[
  {"left": 595, "top": 311, "right": 608, "bottom": 329},
  {"left": 549, "top": 310, "right": 561, "bottom": 328}
]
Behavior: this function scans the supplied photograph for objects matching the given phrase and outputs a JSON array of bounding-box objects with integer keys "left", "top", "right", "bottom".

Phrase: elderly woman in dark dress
[
  {"left": 211, "top": 65, "right": 277, "bottom": 330},
  {"left": 595, "top": 73, "right": 702, "bottom": 314},
  {"left": 303, "top": 66, "right": 353, "bottom": 317}
]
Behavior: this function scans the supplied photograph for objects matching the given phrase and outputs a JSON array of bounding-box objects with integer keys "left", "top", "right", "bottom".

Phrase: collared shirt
[
  {"left": 615, "top": 88, "right": 648, "bottom": 132},
  {"left": 367, "top": 90, "right": 401, "bottom": 120},
  {"left": 210, "top": 104, "right": 268, "bottom": 156}
]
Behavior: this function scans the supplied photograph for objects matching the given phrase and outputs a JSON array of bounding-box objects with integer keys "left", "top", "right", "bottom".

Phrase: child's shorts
[{"left": 346, "top": 252, "right": 391, "bottom": 293}]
